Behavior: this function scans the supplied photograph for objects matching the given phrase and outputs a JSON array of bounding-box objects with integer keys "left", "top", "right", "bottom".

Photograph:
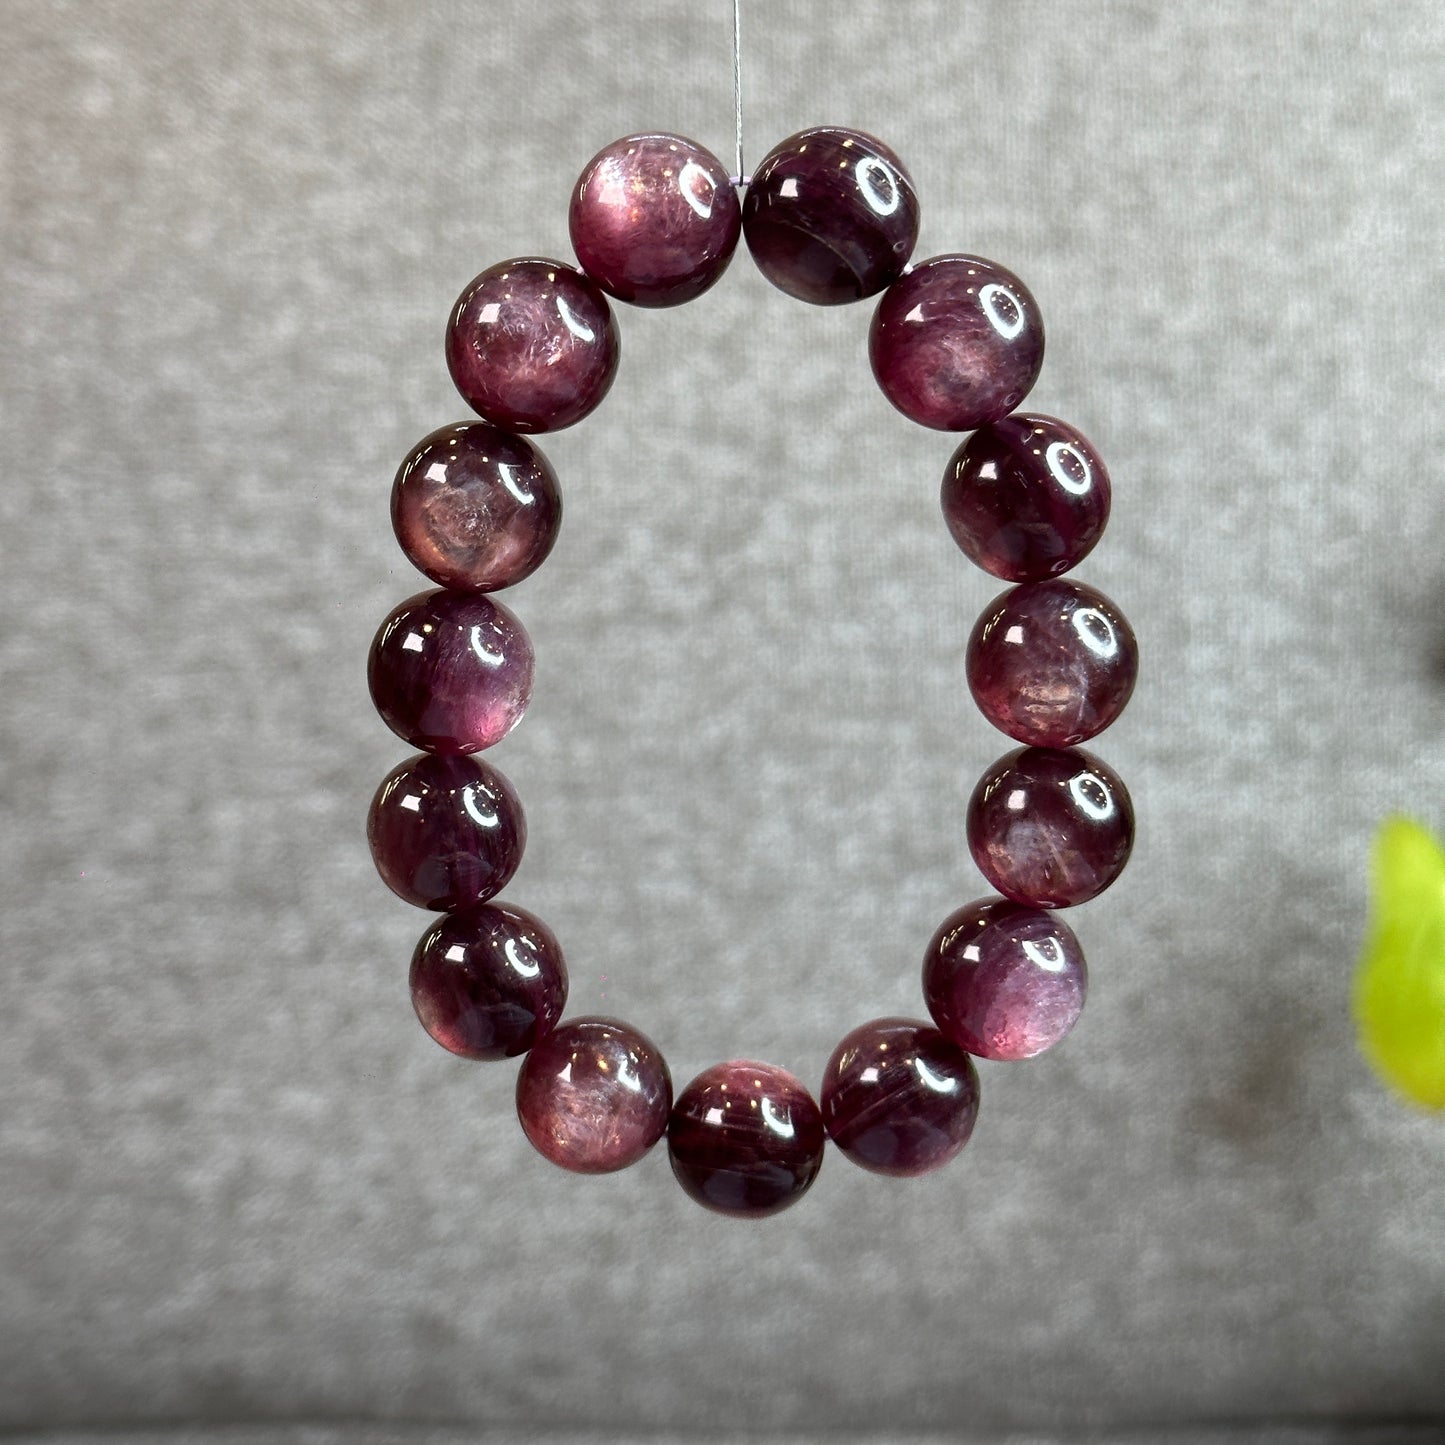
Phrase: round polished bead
[
  {"left": 367, "top": 752, "right": 525, "bottom": 911},
  {"left": 967, "top": 580, "right": 1138, "bottom": 747},
  {"left": 409, "top": 903, "right": 567, "bottom": 1060},
  {"left": 391, "top": 423, "right": 561, "bottom": 593},
  {"left": 668, "top": 1060, "right": 825, "bottom": 1217},
  {"left": 820, "top": 1018, "right": 980, "bottom": 1176},
  {"left": 743, "top": 126, "right": 919, "bottom": 305},
  {"left": 967, "top": 746, "right": 1133, "bottom": 908},
  {"left": 923, "top": 898, "right": 1087, "bottom": 1060},
  {"left": 869, "top": 254, "right": 1044, "bottom": 430},
  {"left": 367, "top": 588, "right": 533, "bottom": 755},
  {"left": 446, "top": 258, "right": 619, "bottom": 433},
  {"left": 569, "top": 133, "right": 741, "bottom": 307},
  {"left": 942, "top": 414, "right": 1111, "bottom": 581},
  {"left": 516, "top": 1017, "right": 672, "bottom": 1174}
]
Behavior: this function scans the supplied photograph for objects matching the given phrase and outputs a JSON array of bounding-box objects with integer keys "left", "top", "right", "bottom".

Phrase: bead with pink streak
[
  {"left": 923, "top": 898, "right": 1087, "bottom": 1061},
  {"left": 367, "top": 588, "right": 533, "bottom": 755},
  {"left": 516, "top": 1017, "right": 672, "bottom": 1174},
  {"left": 391, "top": 422, "right": 561, "bottom": 593},
  {"left": 821, "top": 1018, "right": 980, "bottom": 1176}
]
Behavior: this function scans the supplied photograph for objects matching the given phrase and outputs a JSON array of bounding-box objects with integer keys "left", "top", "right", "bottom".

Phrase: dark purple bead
[
  {"left": 820, "top": 1018, "right": 980, "bottom": 1176},
  {"left": 923, "top": 898, "right": 1087, "bottom": 1060},
  {"left": 409, "top": 903, "right": 566, "bottom": 1060},
  {"left": 942, "top": 414, "right": 1111, "bottom": 581},
  {"left": 367, "top": 752, "right": 525, "bottom": 911},
  {"left": 967, "top": 746, "right": 1133, "bottom": 908},
  {"left": 668, "top": 1060, "right": 825, "bottom": 1217},
  {"left": 391, "top": 423, "right": 561, "bottom": 593},
  {"left": 569, "top": 133, "right": 741, "bottom": 307},
  {"left": 967, "top": 579, "right": 1138, "bottom": 747},
  {"left": 516, "top": 1017, "right": 672, "bottom": 1174},
  {"left": 446, "top": 258, "right": 619, "bottom": 433},
  {"left": 870, "top": 254, "right": 1044, "bottom": 430},
  {"left": 743, "top": 126, "right": 919, "bottom": 305},
  {"left": 367, "top": 588, "right": 533, "bottom": 755}
]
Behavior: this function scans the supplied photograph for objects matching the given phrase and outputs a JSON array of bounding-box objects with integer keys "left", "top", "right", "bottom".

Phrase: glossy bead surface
[
  {"left": 569, "top": 133, "right": 741, "bottom": 307},
  {"left": 923, "top": 898, "right": 1087, "bottom": 1060},
  {"left": 967, "top": 746, "right": 1133, "bottom": 908},
  {"left": 743, "top": 126, "right": 919, "bottom": 305},
  {"left": 516, "top": 1017, "right": 672, "bottom": 1174},
  {"left": 446, "top": 258, "right": 619, "bottom": 433},
  {"left": 943, "top": 414, "right": 1111, "bottom": 581},
  {"left": 409, "top": 903, "right": 566, "bottom": 1060},
  {"left": 367, "top": 589, "right": 533, "bottom": 755},
  {"left": 367, "top": 753, "right": 525, "bottom": 911},
  {"left": 668, "top": 1061, "right": 825, "bottom": 1217},
  {"left": 870, "top": 255, "right": 1043, "bottom": 430},
  {"left": 391, "top": 423, "right": 561, "bottom": 593},
  {"left": 820, "top": 1018, "right": 980, "bottom": 1176},
  {"left": 967, "top": 580, "right": 1137, "bottom": 747}
]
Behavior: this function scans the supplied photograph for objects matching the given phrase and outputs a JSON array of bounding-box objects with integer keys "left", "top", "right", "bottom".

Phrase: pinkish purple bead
[
  {"left": 967, "top": 579, "right": 1138, "bottom": 747},
  {"left": 820, "top": 1018, "right": 980, "bottom": 1176},
  {"left": 446, "top": 258, "right": 619, "bottom": 433},
  {"left": 367, "top": 752, "right": 525, "bottom": 911},
  {"left": 367, "top": 589, "right": 533, "bottom": 755},
  {"left": 967, "top": 746, "right": 1133, "bottom": 908},
  {"left": 516, "top": 1017, "right": 672, "bottom": 1174},
  {"left": 391, "top": 423, "right": 561, "bottom": 593},
  {"left": 942, "top": 413, "right": 1111, "bottom": 581},
  {"left": 743, "top": 126, "right": 919, "bottom": 305},
  {"left": 569, "top": 133, "right": 741, "bottom": 307},
  {"left": 870, "top": 255, "right": 1044, "bottom": 430},
  {"left": 410, "top": 903, "right": 567, "bottom": 1060},
  {"left": 923, "top": 898, "right": 1087, "bottom": 1060},
  {"left": 668, "top": 1060, "right": 826, "bottom": 1217}
]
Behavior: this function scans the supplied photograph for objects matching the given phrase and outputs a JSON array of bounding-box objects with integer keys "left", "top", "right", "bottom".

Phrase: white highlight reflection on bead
[
  {"left": 504, "top": 937, "right": 540, "bottom": 979},
  {"left": 1072, "top": 607, "right": 1118, "bottom": 659},
  {"left": 980, "top": 283, "right": 1025, "bottom": 339},
  {"left": 761, "top": 1098, "right": 795, "bottom": 1138},
  {"left": 1068, "top": 772, "right": 1114, "bottom": 821},
  {"left": 555, "top": 295, "right": 595, "bottom": 342},
  {"left": 469, "top": 625, "right": 505, "bottom": 667},
  {"left": 1023, "top": 937, "right": 1068, "bottom": 974},
  {"left": 1046, "top": 440, "right": 1093, "bottom": 496},
  {"left": 461, "top": 785, "right": 498, "bottom": 828},
  {"left": 1007, "top": 788, "right": 1028, "bottom": 812},
  {"left": 679, "top": 159, "right": 715, "bottom": 219},
  {"left": 914, "top": 1057, "right": 959, "bottom": 1094},
  {"left": 855, "top": 156, "right": 900, "bottom": 215},
  {"left": 497, "top": 462, "right": 533, "bottom": 505}
]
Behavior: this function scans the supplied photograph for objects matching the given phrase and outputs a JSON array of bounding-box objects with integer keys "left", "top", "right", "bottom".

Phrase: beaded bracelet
[{"left": 366, "top": 128, "right": 1137, "bottom": 1218}]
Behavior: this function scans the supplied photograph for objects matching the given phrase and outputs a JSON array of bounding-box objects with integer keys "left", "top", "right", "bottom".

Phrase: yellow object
[{"left": 1354, "top": 816, "right": 1445, "bottom": 1110}]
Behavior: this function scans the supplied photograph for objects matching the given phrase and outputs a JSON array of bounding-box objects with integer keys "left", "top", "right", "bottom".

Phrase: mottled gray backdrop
[{"left": 1, "top": 1, "right": 1442, "bottom": 1441}]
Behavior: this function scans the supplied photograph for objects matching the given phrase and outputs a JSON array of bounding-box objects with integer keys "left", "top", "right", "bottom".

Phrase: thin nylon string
[{"left": 733, "top": 0, "right": 744, "bottom": 181}]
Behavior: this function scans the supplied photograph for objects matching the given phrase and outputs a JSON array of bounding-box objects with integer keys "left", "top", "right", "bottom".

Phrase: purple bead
[
  {"left": 869, "top": 255, "right": 1044, "bottom": 430},
  {"left": 923, "top": 898, "right": 1087, "bottom": 1060},
  {"left": 391, "top": 423, "right": 561, "bottom": 593},
  {"left": 967, "top": 746, "right": 1133, "bottom": 908},
  {"left": 446, "top": 258, "right": 619, "bottom": 433},
  {"left": 367, "top": 589, "right": 533, "bottom": 755},
  {"left": 569, "top": 133, "right": 741, "bottom": 307},
  {"left": 409, "top": 903, "right": 567, "bottom": 1060},
  {"left": 967, "top": 580, "right": 1138, "bottom": 747},
  {"left": 367, "top": 752, "right": 525, "bottom": 911},
  {"left": 516, "top": 1017, "right": 672, "bottom": 1174},
  {"left": 820, "top": 1018, "right": 980, "bottom": 1176},
  {"left": 942, "top": 414, "right": 1111, "bottom": 581},
  {"left": 743, "top": 126, "right": 919, "bottom": 305},
  {"left": 668, "top": 1060, "right": 825, "bottom": 1217}
]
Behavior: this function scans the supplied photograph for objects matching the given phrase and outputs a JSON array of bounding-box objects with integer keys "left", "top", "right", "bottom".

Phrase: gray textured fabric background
[{"left": 1, "top": 0, "right": 1443, "bottom": 1440}]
